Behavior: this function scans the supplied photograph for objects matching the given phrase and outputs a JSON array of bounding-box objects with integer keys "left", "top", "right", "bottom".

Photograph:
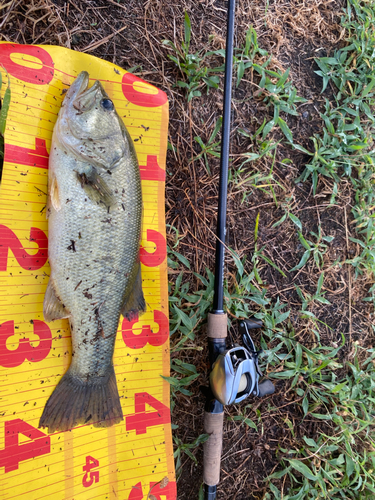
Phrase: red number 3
[
  {"left": 122, "top": 310, "right": 168, "bottom": 349},
  {"left": 0, "top": 320, "right": 52, "bottom": 368}
]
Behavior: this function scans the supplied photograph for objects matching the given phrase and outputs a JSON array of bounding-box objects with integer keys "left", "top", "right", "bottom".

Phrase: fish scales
[{"left": 39, "top": 71, "right": 145, "bottom": 433}]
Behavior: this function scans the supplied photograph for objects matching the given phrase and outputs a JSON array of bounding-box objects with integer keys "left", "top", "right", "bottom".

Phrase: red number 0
[
  {"left": 122, "top": 310, "right": 169, "bottom": 349},
  {"left": 0, "top": 225, "right": 48, "bottom": 271},
  {"left": 126, "top": 392, "right": 171, "bottom": 435},
  {"left": 0, "top": 320, "right": 52, "bottom": 368},
  {"left": 0, "top": 43, "right": 54, "bottom": 84},
  {"left": 122, "top": 73, "right": 167, "bottom": 107},
  {"left": 0, "top": 419, "right": 50, "bottom": 473}
]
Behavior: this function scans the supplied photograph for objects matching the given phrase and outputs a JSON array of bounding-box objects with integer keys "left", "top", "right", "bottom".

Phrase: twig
[{"left": 81, "top": 25, "right": 127, "bottom": 53}]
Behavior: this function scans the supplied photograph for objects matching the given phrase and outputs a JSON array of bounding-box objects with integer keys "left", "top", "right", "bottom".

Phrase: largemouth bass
[{"left": 39, "top": 71, "right": 145, "bottom": 433}]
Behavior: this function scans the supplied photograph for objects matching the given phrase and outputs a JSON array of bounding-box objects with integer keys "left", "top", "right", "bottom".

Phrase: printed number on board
[
  {"left": 0, "top": 419, "right": 50, "bottom": 473},
  {"left": 0, "top": 225, "right": 48, "bottom": 271},
  {"left": 122, "top": 73, "right": 167, "bottom": 107},
  {"left": 0, "top": 44, "right": 54, "bottom": 84},
  {"left": 128, "top": 481, "right": 177, "bottom": 500},
  {"left": 6, "top": 138, "right": 49, "bottom": 169},
  {"left": 122, "top": 310, "right": 168, "bottom": 349},
  {"left": 82, "top": 456, "right": 99, "bottom": 487},
  {"left": 126, "top": 393, "right": 170, "bottom": 435},
  {"left": 140, "top": 229, "right": 166, "bottom": 267},
  {"left": 0, "top": 320, "right": 52, "bottom": 368},
  {"left": 139, "top": 155, "right": 165, "bottom": 182}
]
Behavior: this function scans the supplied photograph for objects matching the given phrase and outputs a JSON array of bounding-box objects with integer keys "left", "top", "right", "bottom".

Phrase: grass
[
  {"left": 162, "top": 12, "right": 221, "bottom": 102},
  {"left": 165, "top": 1, "right": 375, "bottom": 497},
  {"left": 294, "top": 0, "right": 375, "bottom": 284},
  {"left": 0, "top": 68, "right": 10, "bottom": 179}
]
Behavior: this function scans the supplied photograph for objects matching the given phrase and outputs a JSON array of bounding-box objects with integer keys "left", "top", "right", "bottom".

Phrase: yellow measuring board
[{"left": 0, "top": 43, "right": 175, "bottom": 500}]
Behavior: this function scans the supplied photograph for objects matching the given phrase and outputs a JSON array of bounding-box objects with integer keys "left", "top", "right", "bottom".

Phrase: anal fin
[
  {"left": 121, "top": 264, "right": 146, "bottom": 321},
  {"left": 43, "top": 279, "right": 70, "bottom": 322}
]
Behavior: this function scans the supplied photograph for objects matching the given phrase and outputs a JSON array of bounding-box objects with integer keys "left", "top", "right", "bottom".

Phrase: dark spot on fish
[
  {"left": 67, "top": 240, "right": 76, "bottom": 252},
  {"left": 83, "top": 291, "right": 92, "bottom": 299},
  {"left": 84, "top": 414, "right": 92, "bottom": 424},
  {"left": 66, "top": 199, "right": 71, "bottom": 203},
  {"left": 78, "top": 232, "right": 82, "bottom": 239},
  {"left": 122, "top": 203, "right": 125, "bottom": 210},
  {"left": 107, "top": 170, "right": 112, "bottom": 175},
  {"left": 74, "top": 280, "right": 82, "bottom": 291},
  {"left": 101, "top": 218, "right": 112, "bottom": 223},
  {"left": 77, "top": 172, "right": 89, "bottom": 188}
]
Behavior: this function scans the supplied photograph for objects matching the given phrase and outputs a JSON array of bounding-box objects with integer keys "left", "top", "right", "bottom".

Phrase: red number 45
[{"left": 82, "top": 456, "right": 99, "bottom": 487}]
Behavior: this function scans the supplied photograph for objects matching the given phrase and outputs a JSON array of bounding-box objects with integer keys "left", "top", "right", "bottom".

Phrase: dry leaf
[{"left": 160, "top": 476, "right": 169, "bottom": 489}]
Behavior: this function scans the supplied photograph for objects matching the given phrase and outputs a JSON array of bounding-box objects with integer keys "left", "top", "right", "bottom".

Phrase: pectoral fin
[
  {"left": 47, "top": 175, "right": 61, "bottom": 217},
  {"left": 76, "top": 167, "right": 115, "bottom": 208},
  {"left": 121, "top": 265, "right": 146, "bottom": 321},
  {"left": 43, "top": 279, "right": 70, "bottom": 321}
]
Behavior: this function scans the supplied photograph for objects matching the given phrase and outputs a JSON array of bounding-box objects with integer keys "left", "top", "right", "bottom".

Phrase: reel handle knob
[
  {"left": 240, "top": 318, "right": 263, "bottom": 330},
  {"left": 258, "top": 379, "right": 275, "bottom": 397}
]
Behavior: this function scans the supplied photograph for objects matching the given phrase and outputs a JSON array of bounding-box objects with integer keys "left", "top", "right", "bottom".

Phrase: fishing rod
[{"left": 202, "top": 1, "right": 274, "bottom": 498}]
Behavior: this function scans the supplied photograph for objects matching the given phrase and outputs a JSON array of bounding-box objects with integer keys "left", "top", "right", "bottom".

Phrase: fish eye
[{"left": 101, "top": 98, "right": 114, "bottom": 111}]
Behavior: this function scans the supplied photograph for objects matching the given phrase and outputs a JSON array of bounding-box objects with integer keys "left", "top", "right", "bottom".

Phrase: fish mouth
[{"left": 66, "top": 71, "right": 102, "bottom": 112}]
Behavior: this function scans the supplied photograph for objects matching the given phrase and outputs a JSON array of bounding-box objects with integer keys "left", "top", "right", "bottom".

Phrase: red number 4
[
  {"left": 126, "top": 393, "right": 170, "bottom": 435},
  {"left": 0, "top": 419, "right": 50, "bottom": 473},
  {"left": 82, "top": 456, "right": 99, "bottom": 487}
]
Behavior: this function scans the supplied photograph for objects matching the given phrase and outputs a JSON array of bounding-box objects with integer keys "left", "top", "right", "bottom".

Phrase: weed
[
  {"left": 295, "top": 272, "right": 331, "bottom": 314},
  {"left": 162, "top": 12, "right": 220, "bottom": 102},
  {"left": 295, "top": 0, "right": 375, "bottom": 282},
  {"left": 162, "top": 359, "right": 200, "bottom": 412},
  {"left": 173, "top": 433, "right": 209, "bottom": 476},
  {"left": 272, "top": 195, "right": 303, "bottom": 231},
  {"left": 252, "top": 213, "right": 287, "bottom": 284},
  {"left": 290, "top": 228, "right": 334, "bottom": 271},
  {"left": 213, "top": 26, "right": 305, "bottom": 142},
  {"left": 0, "top": 68, "right": 10, "bottom": 179},
  {"left": 193, "top": 117, "right": 222, "bottom": 175}
]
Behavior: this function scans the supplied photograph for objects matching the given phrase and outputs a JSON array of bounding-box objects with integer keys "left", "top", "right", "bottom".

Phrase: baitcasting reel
[{"left": 209, "top": 319, "right": 275, "bottom": 405}]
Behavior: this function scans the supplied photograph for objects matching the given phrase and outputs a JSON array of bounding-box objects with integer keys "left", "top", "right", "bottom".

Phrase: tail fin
[{"left": 39, "top": 366, "right": 123, "bottom": 433}]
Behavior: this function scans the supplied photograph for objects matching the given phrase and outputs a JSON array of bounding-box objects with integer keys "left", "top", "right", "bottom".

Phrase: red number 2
[
  {"left": 82, "top": 455, "right": 99, "bottom": 487},
  {"left": 0, "top": 225, "right": 48, "bottom": 271},
  {"left": 0, "top": 419, "right": 50, "bottom": 473}
]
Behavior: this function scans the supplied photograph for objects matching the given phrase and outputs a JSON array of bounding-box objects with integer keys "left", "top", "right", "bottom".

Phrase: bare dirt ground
[{"left": 1, "top": 1, "right": 373, "bottom": 498}]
